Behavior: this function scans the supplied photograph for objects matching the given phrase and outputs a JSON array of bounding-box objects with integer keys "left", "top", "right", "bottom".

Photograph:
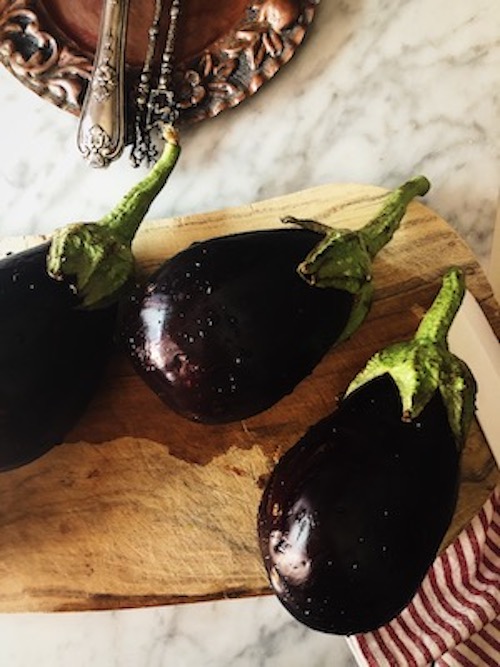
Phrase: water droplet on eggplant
[{"left": 120, "top": 230, "right": 354, "bottom": 423}]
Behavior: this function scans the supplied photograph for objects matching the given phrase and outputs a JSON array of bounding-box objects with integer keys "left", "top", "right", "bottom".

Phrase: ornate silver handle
[
  {"left": 130, "top": 0, "right": 182, "bottom": 167},
  {"left": 77, "top": 0, "right": 130, "bottom": 168}
]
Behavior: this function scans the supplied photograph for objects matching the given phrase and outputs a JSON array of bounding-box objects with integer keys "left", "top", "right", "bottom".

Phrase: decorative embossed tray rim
[{"left": 0, "top": 0, "right": 318, "bottom": 127}]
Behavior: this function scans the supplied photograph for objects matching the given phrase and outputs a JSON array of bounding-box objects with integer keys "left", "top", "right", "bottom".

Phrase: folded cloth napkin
[{"left": 347, "top": 484, "right": 500, "bottom": 666}]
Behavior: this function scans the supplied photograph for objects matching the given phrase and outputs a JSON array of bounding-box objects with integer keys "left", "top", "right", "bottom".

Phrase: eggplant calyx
[
  {"left": 47, "top": 222, "right": 134, "bottom": 309},
  {"left": 287, "top": 175, "right": 430, "bottom": 290},
  {"left": 47, "top": 125, "right": 181, "bottom": 309},
  {"left": 345, "top": 267, "right": 477, "bottom": 448},
  {"left": 283, "top": 176, "right": 430, "bottom": 341}
]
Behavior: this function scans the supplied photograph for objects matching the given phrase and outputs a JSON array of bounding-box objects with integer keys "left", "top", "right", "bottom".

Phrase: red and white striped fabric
[{"left": 347, "top": 484, "right": 500, "bottom": 666}]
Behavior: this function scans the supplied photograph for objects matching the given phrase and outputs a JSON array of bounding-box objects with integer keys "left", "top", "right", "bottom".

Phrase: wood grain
[{"left": 0, "top": 182, "right": 498, "bottom": 613}]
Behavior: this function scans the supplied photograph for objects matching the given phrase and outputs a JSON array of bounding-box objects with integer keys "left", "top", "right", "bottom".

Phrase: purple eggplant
[
  {"left": 257, "top": 268, "right": 476, "bottom": 635},
  {"left": 121, "top": 176, "right": 430, "bottom": 423},
  {"left": 0, "top": 127, "right": 180, "bottom": 471}
]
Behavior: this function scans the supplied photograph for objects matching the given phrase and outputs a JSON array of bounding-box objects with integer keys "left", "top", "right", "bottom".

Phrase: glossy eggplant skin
[
  {"left": 0, "top": 242, "right": 117, "bottom": 471},
  {"left": 257, "top": 375, "right": 459, "bottom": 635},
  {"left": 121, "top": 229, "right": 354, "bottom": 423}
]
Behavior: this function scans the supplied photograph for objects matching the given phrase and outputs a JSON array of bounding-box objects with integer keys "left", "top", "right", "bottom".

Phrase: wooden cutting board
[{"left": 1, "top": 182, "right": 499, "bottom": 613}]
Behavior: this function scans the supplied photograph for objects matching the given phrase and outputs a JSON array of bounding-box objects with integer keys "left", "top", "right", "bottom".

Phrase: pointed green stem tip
[
  {"left": 345, "top": 267, "right": 477, "bottom": 448},
  {"left": 47, "top": 125, "right": 181, "bottom": 309},
  {"left": 283, "top": 175, "right": 430, "bottom": 342}
]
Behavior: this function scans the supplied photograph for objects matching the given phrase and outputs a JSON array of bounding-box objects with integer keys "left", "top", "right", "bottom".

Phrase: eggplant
[
  {"left": 0, "top": 127, "right": 181, "bottom": 471},
  {"left": 121, "top": 176, "right": 430, "bottom": 423},
  {"left": 257, "top": 268, "right": 476, "bottom": 635}
]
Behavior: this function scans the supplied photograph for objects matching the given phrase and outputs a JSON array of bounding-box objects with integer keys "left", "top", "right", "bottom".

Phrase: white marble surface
[
  {"left": 1, "top": 0, "right": 499, "bottom": 665},
  {"left": 0, "top": 596, "right": 357, "bottom": 667},
  {"left": 1, "top": 0, "right": 500, "bottom": 265}
]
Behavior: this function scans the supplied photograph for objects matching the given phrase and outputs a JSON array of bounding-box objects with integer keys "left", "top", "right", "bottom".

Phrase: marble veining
[
  {"left": 1, "top": 0, "right": 499, "bottom": 665},
  {"left": 0, "top": 597, "right": 357, "bottom": 667},
  {"left": 1, "top": 0, "right": 500, "bottom": 265}
]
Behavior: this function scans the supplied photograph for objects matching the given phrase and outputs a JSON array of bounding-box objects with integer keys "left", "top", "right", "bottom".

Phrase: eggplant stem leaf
[
  {"left": 345, "top": 267, "right": 476, "bottom": 448},
  {"left": 47, "top": 125, "right": 181, "bottom": 309}
]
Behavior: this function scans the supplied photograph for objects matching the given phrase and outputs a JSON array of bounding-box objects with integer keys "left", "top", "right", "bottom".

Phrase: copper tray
[{"left": 0, "top": 0, "right": 318, "bottom": 128}]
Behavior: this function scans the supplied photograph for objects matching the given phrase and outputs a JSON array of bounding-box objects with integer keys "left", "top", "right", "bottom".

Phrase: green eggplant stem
[
  {"left": 100, "top": 125, "right": 181, "bottom": 246},
  {"left": 345, "top": 267, "right": 476, "bottom": 447},
  {"left": 283, "top": 175, "right": 431, "bottom": 343},
  {"left": 47, "top": 125, "right": 181, "bottom": 309},
  {"left": 287, "top": 175, "right": 430, "bottom": 293},
  {"left": 360, "top": 175, "right": 430, "bottom": 258},
  {"left": 415, "top": 268, "right": 465, "bottom": 344}
]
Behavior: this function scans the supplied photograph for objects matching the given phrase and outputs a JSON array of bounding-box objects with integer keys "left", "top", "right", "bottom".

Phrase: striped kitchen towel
[{"left": 347, "top": 484, "right": 500, "bottom": 666}]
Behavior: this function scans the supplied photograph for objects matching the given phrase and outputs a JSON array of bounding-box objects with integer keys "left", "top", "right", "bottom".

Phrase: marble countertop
[{"left": 1, "top": 0, "right": 499, "bottom": 665}]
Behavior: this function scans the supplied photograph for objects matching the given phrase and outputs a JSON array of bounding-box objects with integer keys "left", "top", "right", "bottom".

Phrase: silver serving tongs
[
  {"left": 130, "top": 0, "right": 182, "bottom": 167},
  {"left": 77, "top": 0, "right": 130, "bottom": 168}
]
